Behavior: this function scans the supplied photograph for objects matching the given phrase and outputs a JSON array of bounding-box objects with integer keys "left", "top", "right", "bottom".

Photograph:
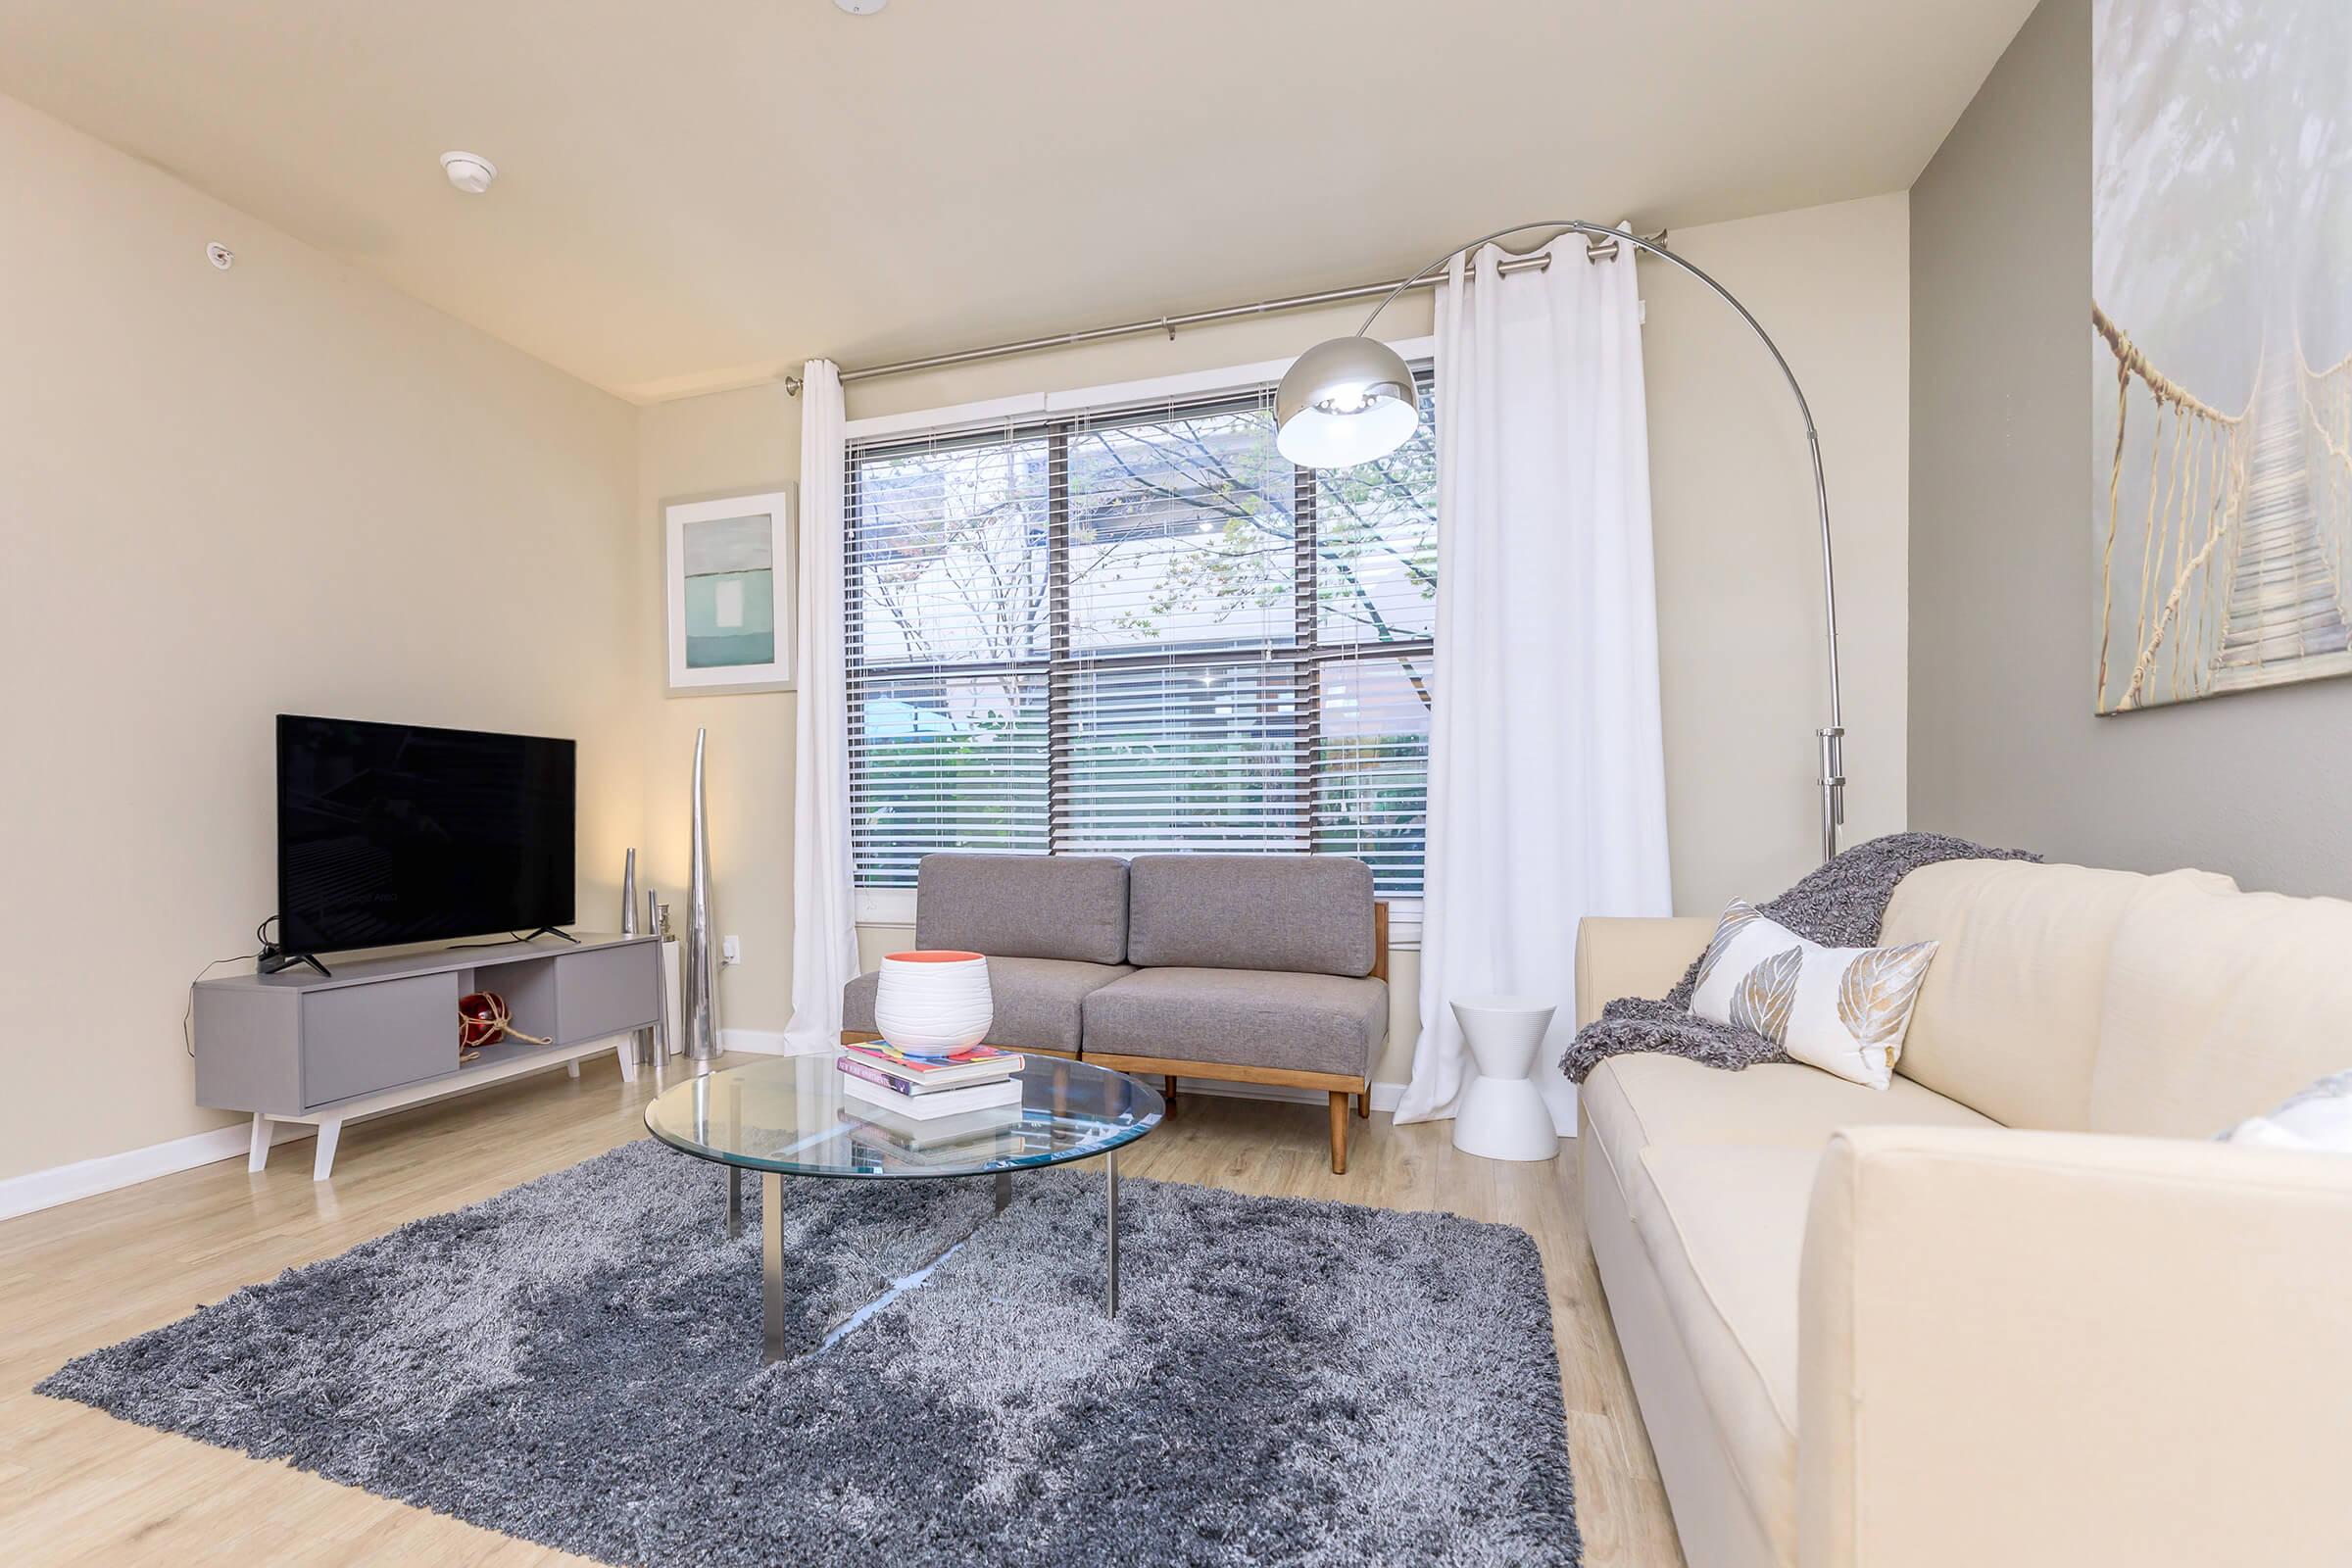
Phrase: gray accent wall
[{"left": 1910, "top": 0, "right": 2352, "bottom": 896}]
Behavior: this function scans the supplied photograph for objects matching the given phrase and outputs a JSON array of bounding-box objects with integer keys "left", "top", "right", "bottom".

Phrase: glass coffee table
[{"left": 644, "top": 1051, "right": 1163, "bottom": 1362}]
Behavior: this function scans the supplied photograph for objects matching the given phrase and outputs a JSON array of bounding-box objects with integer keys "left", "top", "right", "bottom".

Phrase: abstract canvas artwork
[
  {"left": 2092, "top": 0, "right": 2352, "bottom": 713},
  {"left": 666, "top": 489, "right": 795, "bottom": 693},
  {"left": 683, "top": 514, "right": 776, "bottom": 669}
]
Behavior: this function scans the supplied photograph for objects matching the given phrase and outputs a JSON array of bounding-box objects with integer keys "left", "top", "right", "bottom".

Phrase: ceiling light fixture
[
  {"left": 439, "top": 151, "right": 498, "bottom": 194},
  {"left": 835, "top": 0, "right": 887, "bottom": 13}
]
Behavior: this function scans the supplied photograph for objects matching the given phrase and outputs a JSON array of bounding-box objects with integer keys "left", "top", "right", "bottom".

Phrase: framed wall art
[
  {"left": 665, "top": 488, "right": 795, "bottom": 694},
  {"left": 2093, "top": 0, "right": 2352, "bottom": 713}
]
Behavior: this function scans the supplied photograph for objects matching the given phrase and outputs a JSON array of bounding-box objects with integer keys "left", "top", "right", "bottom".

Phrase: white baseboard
[
  {"left": 0, "top": 1055, "right": 1547, "bottom": 1225},
  {"left": 708, "top": 1038, "right": 1412, "bottom": 1112},
  {"left": 2, "top": 1034, "right": 637, "bottom": 1222},
  {"left": 712, "top": 1036, "right": 1414, "bottom": 1113},
  {"left": 1169, "top": 1078, "right": 1577, "bottom": 1136},
  {"left": 710, "top": 1040, "right": 1416, "bottom": 1116},
  {"left": 718, "top": 1028, "right": 819, "bottom": 1055},
  {"left": 0, "top": 1118, "right": 315, "bottom": 1223}
]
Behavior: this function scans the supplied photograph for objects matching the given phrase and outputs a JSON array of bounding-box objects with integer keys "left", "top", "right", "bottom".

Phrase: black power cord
[
  {"left": 182, "top": 917, "right": 271, "bottom": 1056},
  {"left": 448, "top": 932, "right": 538, "bottom": 950}
]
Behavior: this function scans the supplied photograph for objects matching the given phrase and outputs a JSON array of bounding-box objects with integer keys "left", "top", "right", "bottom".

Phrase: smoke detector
[
  {"left": 439, "top": 151, "right": 498, "bottom": 194},
  {"left": 835, "top": 0, "right": 887, "bottom": 13}
]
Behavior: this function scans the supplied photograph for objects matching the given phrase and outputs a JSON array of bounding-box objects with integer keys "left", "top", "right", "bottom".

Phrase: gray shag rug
[
  {"left": 1562, "top": 830, "right": 2039, "bottom": 1082},
  {"left": 39, "top": 1139, "right": 1578, "bottom": 1566}
]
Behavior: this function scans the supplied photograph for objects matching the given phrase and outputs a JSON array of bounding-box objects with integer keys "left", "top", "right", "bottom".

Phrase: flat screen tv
[{"left": 276, "top": 714, "right": 576, "bottom": 955}]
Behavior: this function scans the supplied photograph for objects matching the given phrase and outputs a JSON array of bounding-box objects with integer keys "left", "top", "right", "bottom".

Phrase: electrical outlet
[{"left": 721, "top": 935, "right": 742, "bottom": 966}]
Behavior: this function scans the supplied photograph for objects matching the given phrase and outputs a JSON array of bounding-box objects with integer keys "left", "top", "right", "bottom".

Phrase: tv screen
[{"left": 276, "top": 714, "right": 576, "bottom": 954}]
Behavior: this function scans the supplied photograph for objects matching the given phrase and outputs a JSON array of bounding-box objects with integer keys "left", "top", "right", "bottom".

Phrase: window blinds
[{"left": 846, "top": 372, "right": 1436, "bottom": 895}]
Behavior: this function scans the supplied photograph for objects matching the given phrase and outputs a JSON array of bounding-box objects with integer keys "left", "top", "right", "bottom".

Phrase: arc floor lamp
[{"left": 1274, "top": 220, "right": 1846, "bottom": 862}]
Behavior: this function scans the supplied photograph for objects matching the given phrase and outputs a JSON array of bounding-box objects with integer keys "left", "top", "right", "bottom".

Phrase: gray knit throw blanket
[{"left": 1561, "top": 832, "right": 2039, "bottom": 1084}]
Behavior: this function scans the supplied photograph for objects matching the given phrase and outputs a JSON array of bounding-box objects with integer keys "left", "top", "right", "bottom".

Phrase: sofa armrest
[
  {"left": 1798, "top": 1125, "right": 2352, "bottom": 1568},
  {"left": 1572, "top": 916, "right": 1713, "bottom": 1027}
]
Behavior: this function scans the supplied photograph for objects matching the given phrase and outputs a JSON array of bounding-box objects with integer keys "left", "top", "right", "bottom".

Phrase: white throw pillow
[
  {"left": 2218, "top": 1069, "right": 2352, "bottom": 1151},
  {"left": 1688, "top": 900, "right": 1939, "bottom": 1091}
]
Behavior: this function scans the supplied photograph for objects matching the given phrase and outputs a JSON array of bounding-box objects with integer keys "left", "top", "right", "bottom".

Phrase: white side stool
[{"left": 1450, "top": 995, "right": 1561, "bottom": 1161}]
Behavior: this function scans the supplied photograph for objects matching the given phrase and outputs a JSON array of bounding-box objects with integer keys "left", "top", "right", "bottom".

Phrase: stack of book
[
  {"left": 840, "top": 1102, "right": 1025, "bottom": 1166},
  {"left": 837, "top": 1040, "right": 1025, "bottom": 1121}
]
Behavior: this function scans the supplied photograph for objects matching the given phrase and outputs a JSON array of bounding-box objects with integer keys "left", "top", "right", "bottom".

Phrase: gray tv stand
[{"left": 194, "top": 932, "right": 662, "bottom": 1180}]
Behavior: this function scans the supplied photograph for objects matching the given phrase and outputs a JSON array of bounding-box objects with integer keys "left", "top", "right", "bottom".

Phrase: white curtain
[
  {"left": 1396, "top": 234, "right": 1673, "bottom": 1133},
  {"left": 781, "top": 360, "right": 860, "bottom": 1053}
]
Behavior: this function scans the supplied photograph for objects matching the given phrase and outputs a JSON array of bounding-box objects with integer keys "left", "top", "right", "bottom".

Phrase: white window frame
[{"left": 844, "top": 339, "right": 1435, "bottom": 947}]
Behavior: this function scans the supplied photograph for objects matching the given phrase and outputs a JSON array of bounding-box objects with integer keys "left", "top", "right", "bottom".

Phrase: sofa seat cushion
[
  {"left": 842, "top": 956, "right": 1131, "bottom": 1056},
  {"left": 1582, "top": 1055, "right": 1998, "bottom": 1223},
  {"left": 1633, "top": 1145, "right": 1822, "bottom": 1567},
  {"left": 1080, "top": 967, "right": 1388, "bottom": 1080}
]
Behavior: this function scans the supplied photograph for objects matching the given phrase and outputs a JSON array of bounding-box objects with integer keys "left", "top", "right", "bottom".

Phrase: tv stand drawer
[
  {"left": 302, "top": 973, "right": 460, "bottom": 1107},
  {"left": 556, "top": 941, "right": 660, "bottom": 1043}
]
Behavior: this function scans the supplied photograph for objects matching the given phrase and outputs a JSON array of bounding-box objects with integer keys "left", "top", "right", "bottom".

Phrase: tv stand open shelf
[{"left": 193, "top": 932, "right": 662, "bottom": 1179}]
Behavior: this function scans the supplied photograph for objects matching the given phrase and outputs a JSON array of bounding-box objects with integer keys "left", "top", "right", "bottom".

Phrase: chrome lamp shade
[{"left": 1274, "top": 335, "right": 1422, "bottom": 468}]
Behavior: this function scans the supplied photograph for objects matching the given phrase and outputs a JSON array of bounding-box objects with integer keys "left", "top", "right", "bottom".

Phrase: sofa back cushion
[
  {"left": 1878, "top": 859, "right": 2157, "bottom": 1130},
  {"left": 2090, "top": 873, "right": 2352, "bottom": 1137},
  {"left": 914, "top": 854, "right": 1129, "bottom": 964},
  {"left": 1125, "top": 855, "right": 1376, "bottom": 976}
]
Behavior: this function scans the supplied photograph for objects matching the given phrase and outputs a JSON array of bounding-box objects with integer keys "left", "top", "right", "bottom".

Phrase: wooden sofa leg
[
  {"left": 1328, "top": 1091, "right": 1348, "bottom": 1175},
  {"left": 1356, "top": 1089, "right": 1369, "bottom": 1119},
  {"left": 1164, "top": 1075, "right": 1179, "bottom": 1117}
]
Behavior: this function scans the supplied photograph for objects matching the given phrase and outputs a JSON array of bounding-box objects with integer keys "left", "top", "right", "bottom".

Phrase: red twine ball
[{"left": 457, "top": 991, "right": 549, "bottom": 1050}]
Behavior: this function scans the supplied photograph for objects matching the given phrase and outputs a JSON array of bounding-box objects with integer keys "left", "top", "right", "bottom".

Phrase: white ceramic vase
[{"left": 872, "top": 951, "right": 994, "bottom": 1054}]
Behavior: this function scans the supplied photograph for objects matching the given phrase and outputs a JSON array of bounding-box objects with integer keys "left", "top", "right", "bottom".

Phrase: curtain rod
[{"left": 784, "top": 226, "right": 1668, "bottom": 395}]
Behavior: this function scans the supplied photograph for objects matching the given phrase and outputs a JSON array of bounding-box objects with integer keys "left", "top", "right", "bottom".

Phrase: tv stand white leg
[
  {"left": 615, "top": 1037, "right": 638, "bottom": 1084},
  {"left": 566, "top": 1059, "right": 581, "bottom": 1078},
  {"left": 312, "top": 1116, "right": 343, "bottom": 1181},
  {"left": 247, "top": 1113, "right": 271, "bottom": 1173}
]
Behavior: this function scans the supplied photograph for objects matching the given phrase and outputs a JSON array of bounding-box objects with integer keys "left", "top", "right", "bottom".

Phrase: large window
[{"left": 846, "top": 368, "right": 1437, "bottom": 897}]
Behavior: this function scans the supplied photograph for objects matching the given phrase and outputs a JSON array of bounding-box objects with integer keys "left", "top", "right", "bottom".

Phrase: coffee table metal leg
[
  {"left": 994, "top": 1169, "right": 1011, "bottom": 1214},
  {"left": 1104, "top": 1149, "right": 1120, "bottom": 1317},
  {"left": 727, "top": 1166, "right": 743, "bottom": 1239},
  {"left": 761, "top": 1170, "right": 786, "bottom": 1365}
]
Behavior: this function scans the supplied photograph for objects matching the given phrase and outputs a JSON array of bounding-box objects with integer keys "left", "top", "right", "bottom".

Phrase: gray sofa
[{"left": 843, "top": 852, "right": 1389, "bottom": 1173}]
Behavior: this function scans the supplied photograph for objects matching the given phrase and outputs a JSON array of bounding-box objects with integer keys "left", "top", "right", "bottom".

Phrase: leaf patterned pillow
[{"left": 1688, "top": 900, "right": 1939, "bottom": 1090}]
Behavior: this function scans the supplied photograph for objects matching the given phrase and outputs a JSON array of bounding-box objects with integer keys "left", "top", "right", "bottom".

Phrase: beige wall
[
  {"left": 634, "top": 384, "right": 802, "bottom": 1039},
  {"left": 0, "top": 93, "right": 643, "bottom": 1182},
  {"left": 1647, "top": 194, "right": 1911, "bottom": 909},
  {"left": 650, "top": 194, "right": 1911, "bottom": 1087},
  {"left": 1909, "top": 0, "right": 2352, "bottom": 894}
]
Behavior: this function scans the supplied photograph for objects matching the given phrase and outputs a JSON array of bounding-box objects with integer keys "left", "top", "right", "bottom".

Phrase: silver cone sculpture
[
  {"left": 620, "top": 847, "right": 650, "bottom": 1064},
  {"left": 646, "top": 888, "right": 669, "bottom": 1057},
  {"left": 683, "top": 728, "right": 720, "bottom": 1061}
]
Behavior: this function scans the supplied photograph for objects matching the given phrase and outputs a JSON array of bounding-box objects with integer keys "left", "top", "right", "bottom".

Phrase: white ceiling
[{"left": 0, "top": 0, "right": 2034, "bottom": 404}]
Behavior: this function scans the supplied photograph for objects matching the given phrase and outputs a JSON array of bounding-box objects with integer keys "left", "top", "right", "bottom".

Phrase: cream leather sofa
[{"left": 1574, "top": 858, "right": 2352, "bottom": 1568}]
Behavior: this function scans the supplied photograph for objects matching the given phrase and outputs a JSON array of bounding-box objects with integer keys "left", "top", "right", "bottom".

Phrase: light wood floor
[{"left": 0, "top": 1054, "right": 1685, "bottom": 1567}]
